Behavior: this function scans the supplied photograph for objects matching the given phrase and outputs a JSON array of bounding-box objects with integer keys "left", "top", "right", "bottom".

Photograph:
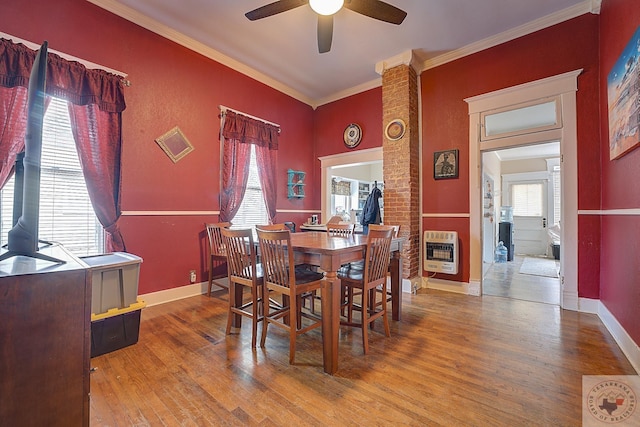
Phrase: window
[
  {"left": 511, "top": 183, "right": 543, "bottom": 217},
  {"left": 231, "top": 145, "right": 269, "bottom": 233},
  {"left": 1, "top": 97, "right": 104, "bottom": 256}
]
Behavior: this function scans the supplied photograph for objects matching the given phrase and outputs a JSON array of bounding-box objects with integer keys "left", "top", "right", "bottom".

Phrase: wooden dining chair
[
  {"left": 368, "top": 224, "right": 400, "bottom": 305},
  {"left": 221, "top": 228, "right": 263, "bottom": 347},
  {"left": 339, "top": 227, "right": 394, "bottom": 354},
  {"left": 256, "top": 223, "right": 287, "bottom": 231},
  {"left": 327, "top": 222, "right": 355, "bottom": 237},
  {"left": 205, "top": 222, "right": 231, "bottom": 296},
  {"left": 257, "top": 229, "right": 325, "bottom": 364}
]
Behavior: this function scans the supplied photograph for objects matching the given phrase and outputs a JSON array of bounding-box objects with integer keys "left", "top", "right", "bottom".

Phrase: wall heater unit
[{"left": 424, "top": 230, "right": 459, "bottom": 274}]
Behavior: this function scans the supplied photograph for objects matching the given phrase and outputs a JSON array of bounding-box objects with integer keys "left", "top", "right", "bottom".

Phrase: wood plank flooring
[{"left": 89, "top": 289, "right": 636, "bottom": 426}]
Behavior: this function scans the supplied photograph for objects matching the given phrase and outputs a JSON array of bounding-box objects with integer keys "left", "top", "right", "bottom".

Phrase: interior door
[{"left": 511, "top": 180, "right": 548, "bottom": 256}]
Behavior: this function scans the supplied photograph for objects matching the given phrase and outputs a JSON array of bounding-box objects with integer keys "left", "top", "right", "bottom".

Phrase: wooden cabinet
[{"left": 0, "top": 245, "right": 90, "bottom": 426}]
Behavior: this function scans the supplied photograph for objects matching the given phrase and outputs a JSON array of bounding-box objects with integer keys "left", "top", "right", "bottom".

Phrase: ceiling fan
[{"left": 245, "top": 0, "right": 407, "bottom": 54}]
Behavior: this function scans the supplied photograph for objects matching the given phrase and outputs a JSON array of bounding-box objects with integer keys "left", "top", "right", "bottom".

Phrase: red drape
[
  {"left": 0, "top": 38, "right": 126, "bottom": 251},
  {"left": 69, "top": 103, "right": 125, "bottom": 251},
  {"left": 0, "top": 85, "right": 28, "bottom": 188},
  {"left": 220, "top": 111, "right": 279, "bottom": 223}
]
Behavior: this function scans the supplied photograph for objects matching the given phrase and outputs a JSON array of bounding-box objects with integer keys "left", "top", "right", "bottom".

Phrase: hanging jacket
[{"left": 360, "top": 186, "right": 382, "bottom": 227}]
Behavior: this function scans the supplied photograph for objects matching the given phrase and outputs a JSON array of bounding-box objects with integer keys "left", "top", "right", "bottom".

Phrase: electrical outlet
[{"left": 189, "top": 270, "right": 196, "bottom": 283}]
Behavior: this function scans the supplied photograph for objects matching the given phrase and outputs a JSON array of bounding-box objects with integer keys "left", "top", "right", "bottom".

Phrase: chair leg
[
  {"left": 251, "top": 284, "right": 259, "bottom": 348},
  {"left": 361, "top": 285, "right": 369, "bottom": 355},
  {"left": 289, "top": 296, "right": 296, "bottom": 364},
  {"left": 225, "top": 280, "right": 234, "bottom": 336},
  {"left": 260, "top": 286, "right": 269, "bottom": 348},
  {"left": 208, "top": 258, "right": 213, "bottom": 297}
]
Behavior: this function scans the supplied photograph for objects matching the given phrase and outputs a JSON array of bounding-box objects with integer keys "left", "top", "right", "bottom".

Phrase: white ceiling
[{"left": 88, "top": 0, "right": 597, "bottom": 107}]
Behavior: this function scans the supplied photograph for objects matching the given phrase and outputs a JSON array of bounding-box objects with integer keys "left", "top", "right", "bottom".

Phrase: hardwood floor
[
  {"left": 483, "top": 255, "right": 560, "bottom": 305},
  {"left": 89, "top": 289, "right": 635, "bottom": 426}
]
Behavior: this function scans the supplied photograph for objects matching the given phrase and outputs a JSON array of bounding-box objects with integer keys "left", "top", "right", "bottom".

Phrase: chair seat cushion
[
  {"left": 294, "top": 266, "right": 324, "bottom": 284},
  {"left": 338, "top": 269, "right": 363, "bottom": 282}
]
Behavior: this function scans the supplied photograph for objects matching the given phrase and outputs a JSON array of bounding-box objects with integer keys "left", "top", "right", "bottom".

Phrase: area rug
[{"left": 519, "top": 257, "right": 559, "bottom": 278}]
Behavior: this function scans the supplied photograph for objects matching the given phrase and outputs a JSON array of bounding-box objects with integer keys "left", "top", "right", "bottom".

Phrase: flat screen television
[{"left": 0, "top": 40, "right": 64, "bottom": 264}]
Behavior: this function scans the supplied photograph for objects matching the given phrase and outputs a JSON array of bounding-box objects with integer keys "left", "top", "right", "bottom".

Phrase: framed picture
[
  {"left": 155, "top": 126, "right": 194, "bottom": 163},
  {"left": 434, "top": 149, "right": 459, "bottom": 180},
  {"left": 607, "top": 25, "right": 640, "bottom": 160}
]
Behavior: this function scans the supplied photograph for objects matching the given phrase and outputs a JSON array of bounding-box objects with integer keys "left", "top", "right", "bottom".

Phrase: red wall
[
  {"left": 420, "top": 14, "right": 601, "bottom": 292},
  {"left": 598, "top": 0, "right": 640, "bottom": 345},
  {"left": 0, "top": 0, "right": 315, "bottom": 294},
  {"left": 313, "top": 88, "right": 383, "bottom": 223},
  {"left": 314, "top": 88, "right": 383, "bottom": 159}
]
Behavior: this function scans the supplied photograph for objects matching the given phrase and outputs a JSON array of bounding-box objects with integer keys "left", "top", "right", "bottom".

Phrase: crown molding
[
  {"left": 420, "top": 0, "right": 595, "bottom": 72},
  {"left": 86, "top": 0, "right": 315, "bottom": 107},
  {"left": 313, "top": 77, "right": 381, "bottom": 108}
]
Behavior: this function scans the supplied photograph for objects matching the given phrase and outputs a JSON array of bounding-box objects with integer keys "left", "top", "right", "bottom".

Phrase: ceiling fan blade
[
  {"left": 344, "top": 0, "right": 407, "bottom": 25},
  {"left": 245, "top": 0, "right": 308, "bottom": 21},
  {"left": 317, "top": 15, "right": 334, "bottom": 53}
]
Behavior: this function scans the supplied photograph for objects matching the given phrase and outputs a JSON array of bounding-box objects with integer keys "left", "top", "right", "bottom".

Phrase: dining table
[{"left": 288, "top": 231, "right": 405, "bottom": 375}]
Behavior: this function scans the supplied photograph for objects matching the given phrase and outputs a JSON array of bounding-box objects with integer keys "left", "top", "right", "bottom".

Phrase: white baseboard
[
  {"left": 140, "top": 278, "right": 228, "bottom": 307},
  {"left": 597, "top": 301, "right": 640, "bottom": 375},
  {"left": 423, "top": 277, "right": 469, "bottom": 294},
  {"left": 577, "top": 296, "right": 598, "bottom": 314}
]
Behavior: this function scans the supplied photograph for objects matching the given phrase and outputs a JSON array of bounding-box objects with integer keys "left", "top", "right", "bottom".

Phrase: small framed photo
[
  {"left": 155, "top": 126, "right": 194, "bottom": 163},
  {"left": 434, "top": 149, "right": 459, "bottom": 180}
]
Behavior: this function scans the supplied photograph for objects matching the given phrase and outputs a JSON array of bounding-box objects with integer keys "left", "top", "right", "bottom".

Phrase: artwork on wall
[
  {"left": 607, "top": 25, "right": 640, "bottom": 160},
  {"left": 434, "top": 149, "right": 459, "bottom": 180},
  {"left": 155, "top": 126, "right": 194, "bottom": 163}
]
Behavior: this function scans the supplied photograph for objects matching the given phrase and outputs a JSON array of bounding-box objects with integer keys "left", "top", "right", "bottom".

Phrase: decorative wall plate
[
  {"left": 385, "top": 119, "right": 406, "bottom": 141},
  {"left": 343, "top": 123, "right": 362, "bottom": 148}
]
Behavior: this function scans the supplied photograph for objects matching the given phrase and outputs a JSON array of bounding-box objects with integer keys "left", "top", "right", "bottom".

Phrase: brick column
[{"left": 379, "top": 56, "right": 420, "bottom": 280}]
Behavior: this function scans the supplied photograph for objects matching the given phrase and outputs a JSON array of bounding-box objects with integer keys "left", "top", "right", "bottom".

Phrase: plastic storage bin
[
  {"left": 81, "top": 252, "right": 142, "bottom": 315},
  {"left": 91, "top": 299, "right": 146, "bottom": 357}
]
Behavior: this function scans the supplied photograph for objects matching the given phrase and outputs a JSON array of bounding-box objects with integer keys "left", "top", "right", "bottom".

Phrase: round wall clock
[
  {"left": 343, "top": 123, "right": 362, "bottom": 148},
  {"left": 385, "top": 119, "right": 406, "bottom": 141}
]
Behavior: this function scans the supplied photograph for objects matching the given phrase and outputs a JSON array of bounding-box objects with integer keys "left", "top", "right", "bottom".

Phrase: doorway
[
  {"left": 465, "top": 70, "right": 581, "bottom": 310},
  {"left": 481, "top": 142, "right": 561, "bottom": 305}
]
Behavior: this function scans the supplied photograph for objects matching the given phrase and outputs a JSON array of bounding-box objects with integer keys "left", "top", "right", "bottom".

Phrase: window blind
[
  {"left": 511, "top": 183, "right": 543, "bottom": 217},
  {"left": 231, "top": 145, "right": 269, "bottom": 235},
  {"left": 0, "top": 97, "right": 104, "bottom": 256}
]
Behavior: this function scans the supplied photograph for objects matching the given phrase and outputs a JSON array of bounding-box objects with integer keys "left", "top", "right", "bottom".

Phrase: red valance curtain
[
  {"left": 0, "top": 38, "right": 127, "bottom": 251},
  {"left": 219, "top": 111, "right": 279, "bottom": 223}
]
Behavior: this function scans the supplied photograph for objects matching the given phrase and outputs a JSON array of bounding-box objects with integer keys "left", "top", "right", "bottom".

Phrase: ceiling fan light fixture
[{"left": 309, "top": 0, "right": 344, "bottom": 16}]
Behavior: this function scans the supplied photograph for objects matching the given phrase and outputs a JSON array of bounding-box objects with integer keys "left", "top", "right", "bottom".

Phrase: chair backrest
[
  {"left": 256, "top": 229, "right": 295, "bottom": 291},
  {"left": 206, "top": 222, "right": 231, "bottom": 256},
  {"left": 327, "top": 215, "right": 343, "bottom": 224},
  {"left": 256, "top": 223, "right": 287, "bottom": 231},
  {"left": 327, "top": 222, "right": 355, "bottom": 237},
  {"left": 221, "top": 228, "right": 257, "bottom": 282},
  {"left": 363, "top": 228, "right": 394, "bottom": 286},
  {"left": 368, "top": 224, "right": 399, "bottom": 237}
]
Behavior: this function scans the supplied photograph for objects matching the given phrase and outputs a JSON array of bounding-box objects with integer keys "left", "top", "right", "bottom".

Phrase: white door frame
[{"left": 465, "top": 70, "right": 582, "bottom": 310}]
